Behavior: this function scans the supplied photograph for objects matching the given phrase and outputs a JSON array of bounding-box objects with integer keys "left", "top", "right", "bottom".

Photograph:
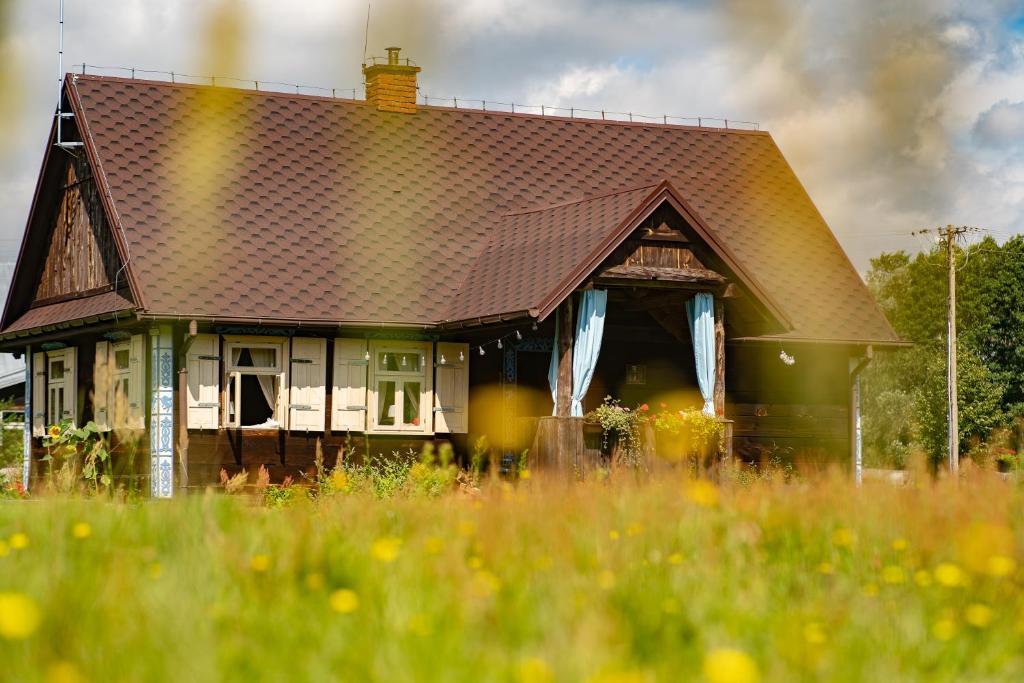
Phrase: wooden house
[{"left": 0, "top": 50, "right": 903, "bottom": 495}]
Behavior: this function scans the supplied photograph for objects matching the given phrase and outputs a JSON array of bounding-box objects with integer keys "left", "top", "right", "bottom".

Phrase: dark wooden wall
[{"left": 33, "top": 155, "right": 121, "bottom": 304}]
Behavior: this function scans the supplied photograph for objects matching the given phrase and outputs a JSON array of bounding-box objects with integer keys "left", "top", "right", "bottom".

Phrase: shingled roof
[{"left": 4, "top": 74, "right": 900, "bottom": 344}]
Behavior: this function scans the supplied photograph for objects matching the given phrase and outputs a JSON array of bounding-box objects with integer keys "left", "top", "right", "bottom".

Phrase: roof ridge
[
  {"left": 503, "top": 183, "right": 660, "bottom": 217},
  {"left": 70, "top": 73, "right": 771, "bottom": 137}
]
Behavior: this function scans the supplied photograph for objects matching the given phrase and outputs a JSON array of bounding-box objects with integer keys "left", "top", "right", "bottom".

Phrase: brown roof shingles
[
  {"left": 3, "top": 290, "right": 134, "bottom": 334},
  {"left": 58, "top": 74, "right": 896, "bottom": 343}
]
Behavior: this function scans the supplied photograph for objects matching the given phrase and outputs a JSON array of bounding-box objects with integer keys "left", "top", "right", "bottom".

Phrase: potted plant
[
  {"left": 585, "top": 397, "right": 649, "bottom": 469},
  {"left": 650, "top": 404, "right": 724, "bottom": 465}
]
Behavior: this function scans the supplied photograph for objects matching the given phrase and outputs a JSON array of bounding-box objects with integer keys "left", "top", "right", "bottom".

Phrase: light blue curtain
[
  {"left": 548, "top": 307, "right": 560, "bottom": 416},
  {"left": 686, "top": 292, "right": 716, "bottom": 416},
  {"left": 548, "top": 290, "right": 609, "bottom": 416},
  {"left": 570, "top": 290, "right": 607, "bottom": 416}
]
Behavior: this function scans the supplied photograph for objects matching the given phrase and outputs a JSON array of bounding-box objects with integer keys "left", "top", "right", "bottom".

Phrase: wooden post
[
  {"left": 713, "top": 298, "right": 725, "bottom": 416},
  {"left": 555, "top": 296, "right": 574, "bottom": 418},
  {"left": 555, "top": 296, "right": 575, "bottom": 473},
  {"left": 176, "top": 320, "right": 198, "bottom": 492}
]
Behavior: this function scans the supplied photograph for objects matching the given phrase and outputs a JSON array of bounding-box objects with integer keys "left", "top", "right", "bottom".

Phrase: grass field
[{"left": 1, "top": 472, "right": 1024, "bottom": 682}]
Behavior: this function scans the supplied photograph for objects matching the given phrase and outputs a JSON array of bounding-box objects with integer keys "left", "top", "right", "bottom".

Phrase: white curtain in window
[{"left": 248, "top": 348, "right": 277, "bottom": 413}]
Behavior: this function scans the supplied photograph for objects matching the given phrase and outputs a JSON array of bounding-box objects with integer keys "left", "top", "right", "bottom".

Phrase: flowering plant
[
  {"left": 650, "top": 404, "right": 724, "bottom": 455},
  {"left": 586, "top": 397, "right": 649, "bottom": 467}
]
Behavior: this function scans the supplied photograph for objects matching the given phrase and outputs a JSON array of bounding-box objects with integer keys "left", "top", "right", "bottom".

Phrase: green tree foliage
[{"left": 863, "top": 235, "right": 1023, "bottom": 466}]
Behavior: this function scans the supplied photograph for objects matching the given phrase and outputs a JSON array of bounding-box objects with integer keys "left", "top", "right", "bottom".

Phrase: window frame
[
  {"left": 366, "top": 340, "right": 432, "bottom": 434},
  {"left": 221, "top": 335, "right": 290, "bottom": 430}
]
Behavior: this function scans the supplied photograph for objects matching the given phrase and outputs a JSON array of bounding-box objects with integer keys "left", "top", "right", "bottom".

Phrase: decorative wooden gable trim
[{"left": 33, "top": 154, "right": 122, "bottom": 305}]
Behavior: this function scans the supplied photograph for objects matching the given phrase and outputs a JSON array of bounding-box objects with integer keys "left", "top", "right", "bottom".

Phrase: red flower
[
  {"left": 640, "top": 404, "right": 650, "bottom": 412},
  {"left": 411, "top": 417, "right": 420, "bottom": 426}
]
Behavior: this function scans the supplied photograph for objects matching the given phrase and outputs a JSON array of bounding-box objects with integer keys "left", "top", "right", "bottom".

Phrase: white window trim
[
  {"left": 222, "top": 335, "right": 290, "bottom": 430},
  {"left": 367, "top": 340, "right": 433, "bottom": 435},
  {"left": 45, "top": 347, "right": 76, "bottom": 427}
]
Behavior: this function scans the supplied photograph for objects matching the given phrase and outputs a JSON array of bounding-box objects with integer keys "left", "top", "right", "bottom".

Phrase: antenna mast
[{"left": 56, "top": 0, "right": 82, "bottom": 149}]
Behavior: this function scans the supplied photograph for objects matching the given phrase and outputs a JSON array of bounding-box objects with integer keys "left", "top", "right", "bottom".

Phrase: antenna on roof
[
  {"left": 56, "top": 0, "right": 82, "bottom": 150},
  {"left": 362, "top": 3, "right": 371, "bottom": 66}
]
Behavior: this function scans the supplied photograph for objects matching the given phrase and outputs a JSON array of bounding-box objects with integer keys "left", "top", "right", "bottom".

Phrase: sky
[{"left": 0, "top": 0, "right": 1022, "bottom": 272}]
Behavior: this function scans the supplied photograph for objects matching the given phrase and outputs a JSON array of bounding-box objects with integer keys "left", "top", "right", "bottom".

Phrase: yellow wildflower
[
  {"left": 0, "top": 592, "right": 42, "bottom": 640},
  {"left": 626, "top": 522, "right": 644, "bottom": 537},
  {"left": 371, "top": 537, "right": 402, "bottom": 563},
  {"left": 71, "top": 522, "right": 91, "bottom": 540},
  {"left": 957, "top": 523, "right": 1015, "bottom": 575},
  {"left": 932, "top": 618, "right": 957, "bottom": 641},
  {"left": 519, "top": 468, "right": 532, "bottom": 480},
  {"left": 684, "top": 480, "right": 720, "bottom": 508},
  {"left": 329, "top": 470, "right": 348, "bottom": 492},
  {"left": 986, "top": 555, "right": 1017, "bottom": 578},
  {"left": 47, "top": 425, "right": 61, "bottom": 439},
  {"left": 472, "top": 570, "right": 502, "bottom": 597},
  {"left": 668, "top": 553, "right": 684, "bottom": 565},
  {"left": 803, "top": 622, "right": 827, "bottom": 645},
  {"left": 831, "top": 528, "right": 856, "bottom": 548},
  {"left": 702, "top": 647, "right": 759, "bottom": 683},
  {"left": 45, "top": 661, "right": 86, "bottom": 683},
  {"left": 934, "top": 563, "right": 967, "bottom": 588},
  {"left": 424, "top": 536, "right": 444, "bottom": 555},
  {"left": 965, "top": 603, "right": 993, "bottom": 628},
  {"left": 9, "top": 533, "right": 29, "bottom": 550},
  {"left": 882, "top": 566, "right": 906, "bottom": 585},
  {"left": 250, "top": 554, "right": 271, "bottom": 572},
  {"left": 609, "top": 530, "right": 620, "bottom": 541},
  {"left": 891, "top": 538, "right": 908, "bottom": 552},
  {"left": 407, "top": 612, "right": 432, "bottom": 636},
  {"left": 518, "top": 657, "right": 553, "bottom": 683},
  {"left": 328, "top": 588, "right": 359, "bottom": 614}
]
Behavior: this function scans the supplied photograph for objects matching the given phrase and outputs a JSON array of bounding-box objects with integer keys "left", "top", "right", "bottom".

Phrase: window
[
  {"left": 223, "top": 337, "right": 288, "bottom": 429},
  {"left": 34, "top": 346, "right": 77, "bottom": 432},
  {"left": 367, "top": 341, "right": 431, "bottom": 433},
  {"left": 93, "top": 336, "right": 145, "bottom": 432},
  {"left": 47, "top": 356, "right": 66, "bottom": 426}
]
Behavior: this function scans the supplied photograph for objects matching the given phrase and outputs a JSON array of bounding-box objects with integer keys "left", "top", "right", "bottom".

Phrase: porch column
[
  {"left": 22, "top": 345, "right": 31, "bottom": 491},
  {"left": 150, "top": 326, "right": 175, "bottom": 498},
  {"left": 714, "top": 298, "right": 725, "bottom": 416},
  {"left": 554, "top": 296, "right": 574, "bottom": 418}
]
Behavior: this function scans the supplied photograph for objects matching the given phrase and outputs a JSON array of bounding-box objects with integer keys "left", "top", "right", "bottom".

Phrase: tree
[{"left": 862, "top": 235, "right": 1024, "bottom": 466}]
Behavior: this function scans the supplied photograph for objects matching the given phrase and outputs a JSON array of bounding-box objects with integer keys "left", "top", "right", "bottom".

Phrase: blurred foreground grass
[{"left": 2, "top": 474, "right": 1024, "bottom": 682}]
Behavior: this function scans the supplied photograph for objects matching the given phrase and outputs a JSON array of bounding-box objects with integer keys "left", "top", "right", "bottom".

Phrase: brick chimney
[{"left": 362, "top": 47, "right": 421, "bottom": 114}]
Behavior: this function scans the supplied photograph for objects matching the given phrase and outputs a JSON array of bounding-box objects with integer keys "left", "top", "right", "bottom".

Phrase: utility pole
[{"left": 944, "top": 225, "right": 969, "bottom": 476}]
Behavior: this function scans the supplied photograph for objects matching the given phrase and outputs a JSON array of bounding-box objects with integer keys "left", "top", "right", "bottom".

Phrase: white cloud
[{"left": 973, "top": 100, "right": 1024, "bottom": 148}]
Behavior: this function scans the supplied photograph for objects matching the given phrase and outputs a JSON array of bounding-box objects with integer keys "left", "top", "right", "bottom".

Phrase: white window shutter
[
  {"left": 332, "top": 338, "right": 367, "bottom": 432},
  {"left": 32, "top": 351, "right": 46, "bottom": 437},
  {"left": 186, "top": 334, "right": 220, "bottom": 429},
  {"left": 434, "top": 342, "right": 469, "bottom": 434},
  {"left": 61, "top": 347, "right": 78, "bottom": 427},
  {"left": 127, "top": 335, "right": 145, "bottom": 429},
  {"left": 93, "top": 341, "right": 111, "bottom": 432},
  {"left": 289, "top": 337, "right": 327, "bottom": 432}
]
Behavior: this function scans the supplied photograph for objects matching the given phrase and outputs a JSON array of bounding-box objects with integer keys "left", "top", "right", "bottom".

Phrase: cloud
[{"left": 973, "top": 100, "right": 1024, "bottom": 148}]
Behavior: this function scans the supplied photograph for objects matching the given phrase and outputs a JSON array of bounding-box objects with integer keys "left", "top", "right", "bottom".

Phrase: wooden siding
[{"left": 33, "top": 155, "right": 121, "bottom": 304}]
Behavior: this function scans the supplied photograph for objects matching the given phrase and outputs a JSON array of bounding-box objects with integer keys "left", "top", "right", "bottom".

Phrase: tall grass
[{"left": 1, "top": 472, "right": 1023, "bottom": 681}]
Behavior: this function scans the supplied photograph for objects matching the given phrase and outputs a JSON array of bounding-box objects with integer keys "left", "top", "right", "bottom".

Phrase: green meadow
[{"left": 2, "top": 474, "right": 1024, "bottom": 682}]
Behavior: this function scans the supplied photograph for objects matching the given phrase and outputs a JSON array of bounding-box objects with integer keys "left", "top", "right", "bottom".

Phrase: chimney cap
[{"left": 386, "top": 46, "right": 401, "bottom": 65}]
